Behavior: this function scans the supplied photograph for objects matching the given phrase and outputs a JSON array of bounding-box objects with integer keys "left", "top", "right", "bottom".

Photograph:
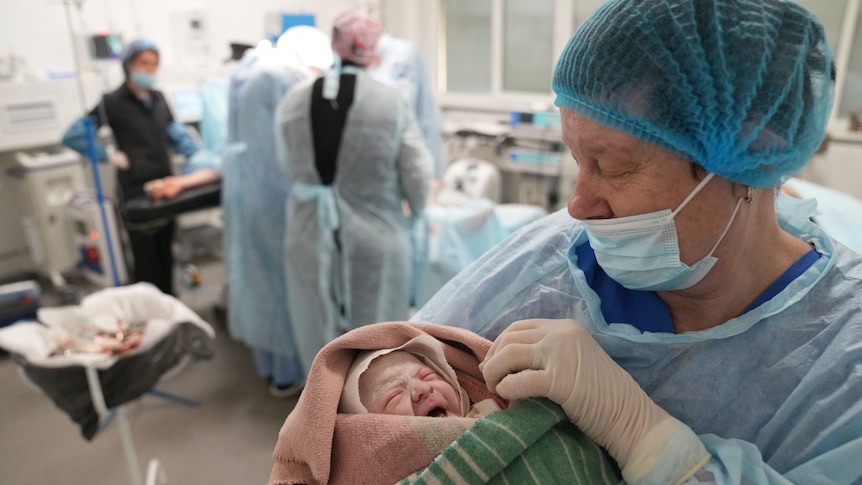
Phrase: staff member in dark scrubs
[{"left": 62, "top": 38, "right": 200, "bottom": 295}]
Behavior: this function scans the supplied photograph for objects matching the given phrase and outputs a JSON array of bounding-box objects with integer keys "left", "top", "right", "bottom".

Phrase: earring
[{"left": 746, "top": 186, "right": 754, "bottom": 204}]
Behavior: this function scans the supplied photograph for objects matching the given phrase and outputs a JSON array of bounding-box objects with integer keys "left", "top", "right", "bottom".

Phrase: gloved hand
[
  {"left": 481, "top": 319, "right": 709, "bottom": 484},
  {"left": 105, "top": 145, "right": 131, "bottom": 171}
]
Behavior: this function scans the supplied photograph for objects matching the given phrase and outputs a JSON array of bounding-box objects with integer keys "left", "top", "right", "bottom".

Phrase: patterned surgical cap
[{"left": 331, "top": 10, "right": 382, "bottom": 66}]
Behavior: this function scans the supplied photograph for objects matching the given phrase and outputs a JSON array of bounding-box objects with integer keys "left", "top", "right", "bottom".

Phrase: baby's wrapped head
[{"left": 339, "top": 334, "right": 470, "bottom": 417}]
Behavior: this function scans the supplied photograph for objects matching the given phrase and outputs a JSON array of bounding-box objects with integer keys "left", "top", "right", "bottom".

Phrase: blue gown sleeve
[
  {"left": 167, "top": 121, "right": 200, "bottom": 158},
  {"left": 61, "top": 116, "right": 108, "bottom": 161},
  {"left": 411, "top": 53, "right": 445, "bottom": 179},
  {"left": 398, "top": 106, "right": 432, "bottom": 218},
  {"left": 373, "top": 39, "right": 445, "bottom": 180}
]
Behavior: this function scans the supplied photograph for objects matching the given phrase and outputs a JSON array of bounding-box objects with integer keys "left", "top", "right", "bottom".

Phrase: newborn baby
[{"left": 339, "top": 334, "right": 499, "bottom": 418}]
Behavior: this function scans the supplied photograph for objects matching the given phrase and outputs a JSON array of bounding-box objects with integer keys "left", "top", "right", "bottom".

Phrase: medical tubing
[
  {"left": 64, "top": 0, "right": 89, "bottom": 114},
  {"left": 84, "top": 115, "right": 122, "bottom": 287}
]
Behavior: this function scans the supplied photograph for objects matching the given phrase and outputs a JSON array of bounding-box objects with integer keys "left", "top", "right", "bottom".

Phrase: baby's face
[{"left": 359, "top": 351, "right": 462, "bottom": 417}]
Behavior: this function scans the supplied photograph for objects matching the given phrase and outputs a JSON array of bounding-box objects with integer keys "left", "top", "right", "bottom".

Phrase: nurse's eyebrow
[{"left": 589, "top": 135, "right": 642, "bottom": 161}]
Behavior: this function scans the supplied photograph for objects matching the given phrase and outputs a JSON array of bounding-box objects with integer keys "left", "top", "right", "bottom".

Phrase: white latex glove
[
  {"left": 105, "top": 145, "right": 130, "bottom": 171},
  {"left": 481, "top": 319, "right": 710, "bottom": 484}
]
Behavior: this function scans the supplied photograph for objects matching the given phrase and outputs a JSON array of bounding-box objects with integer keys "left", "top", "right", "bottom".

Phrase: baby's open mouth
[{"left": 427, "top": 407, "right": 449, "bottom": 418}]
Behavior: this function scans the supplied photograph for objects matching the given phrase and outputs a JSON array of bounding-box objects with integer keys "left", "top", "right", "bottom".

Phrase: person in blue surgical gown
[
  {"left": 368, "top": 32, "right": 446, "bottom": 307},
  {"left": 369, "top": 32, "right": 445, "bottom": 181},
  {"left": 222, "top": 27, "right": 333, "bottom": 397},
  {"left": 412, "top": 1, "right": 862, "bottom": 483},
  {"left": 275, "top": 10, "right": 431, "bottom": 375}
]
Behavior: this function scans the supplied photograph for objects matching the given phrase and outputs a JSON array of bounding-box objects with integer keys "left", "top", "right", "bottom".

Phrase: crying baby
[{"left": 339, "top": 334, "right": 500, "bottom": 419}]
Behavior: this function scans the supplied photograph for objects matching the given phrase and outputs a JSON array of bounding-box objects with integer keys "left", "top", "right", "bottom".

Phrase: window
[
  {"left": 437, "top": 0, "right": 859, "bottom": 122},
  {"left": 793, "top": 1, "right": 851, "bottom": 117},
  {"left": 572, "top": 0, "right": 605, "bottom": 30},
  {"left": 796, "top": 0, "right": 847, "bottom": 56},
  {"left": 441, "top": 0, "right": 566, "bottom": 97},
  {"left": 442, "top": 0, "right": 492, "bottom": 93},
  {"left": 503, "top": 0, "right": 555, "bottom": 92},
  {"left": 818, "top": 0, "right": 862, "bottom": 118}
]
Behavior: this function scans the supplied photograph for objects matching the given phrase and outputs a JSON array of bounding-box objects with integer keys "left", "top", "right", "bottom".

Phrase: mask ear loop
[
  {"left": 689, "top": 178, "right": 748, "bottom": 263},
  {"left": 670, "top": 173, "right": 716, "bottom": 218},
  {"left": 703, "top": 194, "right": 745, "bottom": 260}
]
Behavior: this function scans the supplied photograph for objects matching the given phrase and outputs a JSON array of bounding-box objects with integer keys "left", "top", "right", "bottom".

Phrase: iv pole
[{"left": 63, "top": 1, "right": 167, "bottom": 484}]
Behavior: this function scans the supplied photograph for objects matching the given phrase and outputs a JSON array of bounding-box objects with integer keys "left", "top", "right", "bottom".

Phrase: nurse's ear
[{"left": 730, "top": 182, "right": 754, "bottom": 203}]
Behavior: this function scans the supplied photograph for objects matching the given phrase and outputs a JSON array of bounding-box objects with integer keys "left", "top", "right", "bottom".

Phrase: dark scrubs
[{"left": 91, "top": 84, "right": 177, "bottom": 295}]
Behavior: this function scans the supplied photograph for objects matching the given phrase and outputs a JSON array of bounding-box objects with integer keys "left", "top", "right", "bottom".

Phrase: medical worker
[
  {"left": 62, "top": 39, "right": 200, "bottom": 295},
  {"left": 221, "top": 27, "right": 333, "bottom": 397},
  {"left": 368, "top": 31, "right": 445, "bottom": 309},
  {"left": 369, "top": 32, "right": 445, "bottom": 180},
  {"left": 413, "top": 1, "right": 862, "bottom": 483},
  {"left": 276, "top": 10, "right": 431, "bottom": 374}
]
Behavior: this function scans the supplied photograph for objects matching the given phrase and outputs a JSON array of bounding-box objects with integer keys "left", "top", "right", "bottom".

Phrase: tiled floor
[{"left": 0, "top": 253, "right": 298, "bottom": 484}]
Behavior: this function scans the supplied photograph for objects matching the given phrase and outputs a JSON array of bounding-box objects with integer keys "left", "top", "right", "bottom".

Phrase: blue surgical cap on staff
[
  {"left": 122, "top": 38, "right": 159, "bottom": 68},
  {"left": 553, "top": 0, "right": 835, "bottom": 188}
]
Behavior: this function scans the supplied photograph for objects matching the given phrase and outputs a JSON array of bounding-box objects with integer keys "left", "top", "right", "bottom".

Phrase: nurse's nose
[{"left": 567, "top": 169, "right": 612, "bottom": 220}]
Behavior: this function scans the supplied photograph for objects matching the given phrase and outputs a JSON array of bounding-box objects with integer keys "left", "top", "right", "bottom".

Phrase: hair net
[
  {"left": 276, "top": 25, "right": 334, "bottom": 71},
  {"left": 122, "top": 38, "right": 159, "bottom": 68},
  {"left": 331, "top": 9, "right": 382, "bottom": 66},
  {"left": 552, "top": 0, "right": 834, "bottom": 188}
]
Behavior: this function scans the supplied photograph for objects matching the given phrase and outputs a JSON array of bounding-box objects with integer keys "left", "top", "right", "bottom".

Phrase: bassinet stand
[{"left": 84, "top": 366, "right": 166, "bottom": 485}]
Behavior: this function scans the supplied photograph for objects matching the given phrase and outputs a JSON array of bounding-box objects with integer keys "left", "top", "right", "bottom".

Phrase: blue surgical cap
[
  {"left": 553, "top": 0, "right": 834, "bottom": 188},
  {"left": 122, "top": 38, "right": 159, "bottom": 68}
]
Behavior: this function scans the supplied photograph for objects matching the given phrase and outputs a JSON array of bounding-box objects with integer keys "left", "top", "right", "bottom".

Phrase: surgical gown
[
  {"left": 412, "top": 194, "right": 862, "bottom": 484},
  {"left": 222, "top": 49, "right": 259, "bottom": 305},
  {"left": 276, "top": 70, "right": 431, "bottom": 373},
  {"left": 369, "top": 34, "right": 445, "bottom": 179},
  {"left": 223, "top": 54, "right": 310, "bottom": 383}
]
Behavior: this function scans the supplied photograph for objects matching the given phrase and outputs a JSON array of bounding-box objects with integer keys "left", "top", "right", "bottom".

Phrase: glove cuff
[{"left": 621, "top": 417, "right": 711, "bottom": 485}]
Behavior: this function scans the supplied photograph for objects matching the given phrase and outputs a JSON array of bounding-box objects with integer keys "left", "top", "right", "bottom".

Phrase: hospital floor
[{"left": 0, "top": 254, "right": 298, "bottom": 485}]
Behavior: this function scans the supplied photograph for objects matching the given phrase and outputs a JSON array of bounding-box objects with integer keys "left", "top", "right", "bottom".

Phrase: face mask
[
  {"left": 130, "top": 70, "right": 157, "bottom": 90},
  {"left": 583, "top": 172, "right": 745, "bottom": 291}
]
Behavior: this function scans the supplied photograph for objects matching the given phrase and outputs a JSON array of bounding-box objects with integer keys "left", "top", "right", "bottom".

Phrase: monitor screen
[
  {"left": 90, "top": 34, "right": 123, "bottom": 60},
  {"left": 169, "top": 87, "right": 204, "bottom": 122}
]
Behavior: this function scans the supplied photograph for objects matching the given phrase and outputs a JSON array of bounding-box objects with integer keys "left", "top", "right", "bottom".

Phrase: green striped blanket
[{"left": 397, "top": 398, "right": 621, "bottom": 485}]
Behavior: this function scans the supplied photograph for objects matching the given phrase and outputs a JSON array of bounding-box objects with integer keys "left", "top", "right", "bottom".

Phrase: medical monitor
[
  {"left": 89, "top": 33, "right": 123, "bottom": 60},
  {"left": 168, "top": 87, "right": 204, "bottom": 123}
]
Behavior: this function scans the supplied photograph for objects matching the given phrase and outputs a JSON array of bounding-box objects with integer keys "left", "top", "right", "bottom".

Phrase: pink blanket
[{"left": 268, "top": 322, "right": 506, "bottom": 485}]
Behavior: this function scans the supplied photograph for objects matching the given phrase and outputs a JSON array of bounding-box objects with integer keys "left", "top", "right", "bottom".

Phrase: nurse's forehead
[{"left": 561, "top": 112, "right": 645, "bottom": 157}]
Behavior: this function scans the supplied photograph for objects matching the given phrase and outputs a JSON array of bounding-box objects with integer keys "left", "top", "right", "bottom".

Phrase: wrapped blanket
[
  {"left": 268, "top": 322, "right": 619, "bottom": 485},
  {"left": 398, "top": 397, "right": 620, "bottom": 485}
]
